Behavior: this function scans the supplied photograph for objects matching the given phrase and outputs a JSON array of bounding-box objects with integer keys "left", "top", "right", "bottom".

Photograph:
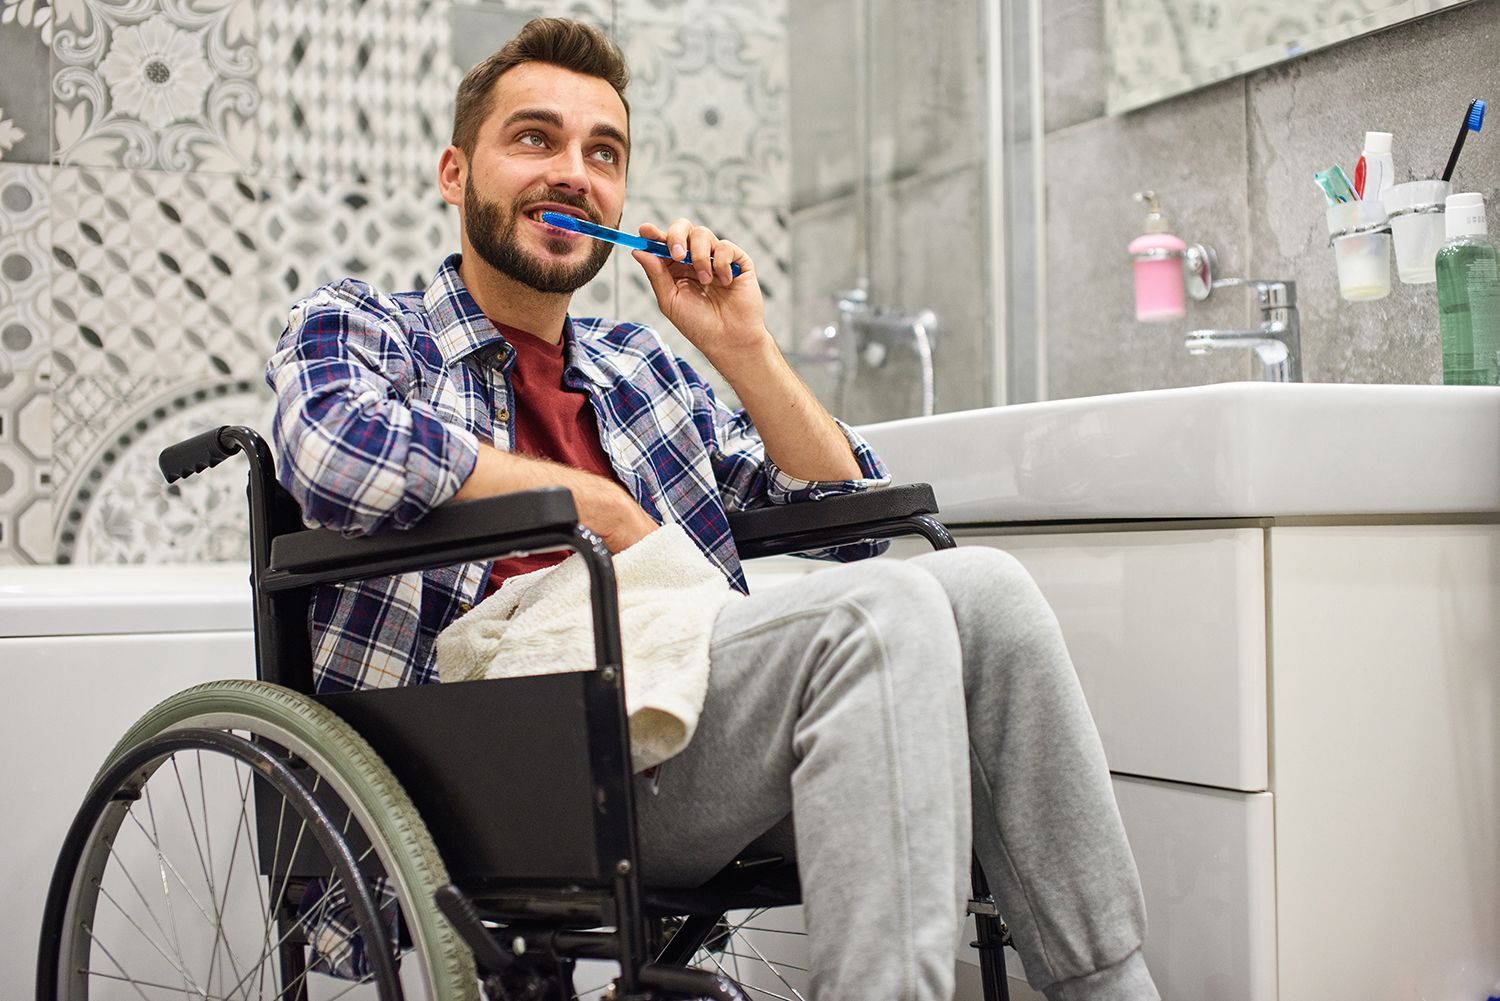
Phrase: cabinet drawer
[
  {"left": 897, "top": 529, "right": 1269, "bottom": 790},
  {"left": 1114, "top": 776, "right": 1277, "bottom": 1001}
]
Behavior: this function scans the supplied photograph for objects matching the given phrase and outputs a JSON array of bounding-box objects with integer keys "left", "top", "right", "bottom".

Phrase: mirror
[{"left": 1106, "top": 0, "right": 1478, "bottom": 114}]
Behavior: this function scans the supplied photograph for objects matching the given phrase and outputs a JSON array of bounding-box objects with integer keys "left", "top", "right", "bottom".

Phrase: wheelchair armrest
[
  {"left": 728, "top": 483, "right": 950, "bottom": 560},
  {"left": 265, "top": 487, "right": 581, "bottom": 589}
]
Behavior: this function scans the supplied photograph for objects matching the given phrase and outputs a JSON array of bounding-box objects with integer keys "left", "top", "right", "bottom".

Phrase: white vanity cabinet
[
  {"left": 0, "top": 564, "right": 256, "bottom": 1000},
  {"left": 894, "top": 521, "right": 1500, "bottom": 1001}
]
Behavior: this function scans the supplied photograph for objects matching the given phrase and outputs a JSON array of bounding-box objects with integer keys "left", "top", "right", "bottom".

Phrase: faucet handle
[{"left": 1209, "top": 277, "right": 1296, "bottom": 309}]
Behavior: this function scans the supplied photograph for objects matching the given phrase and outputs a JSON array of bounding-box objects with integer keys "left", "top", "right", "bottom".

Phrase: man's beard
[{"left": 464, "top": 177, "right": 613, "bottom": 295}]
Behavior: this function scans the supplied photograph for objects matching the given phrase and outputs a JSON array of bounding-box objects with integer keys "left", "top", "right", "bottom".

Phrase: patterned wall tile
[
  {"left": 451, "top": 0, "right": 613, "bottom": 34},
  {"left": 51, "top": 0, "right": 258, "bottom": 172},
  {"left": 49, "top": 167, "right": 269, "bottom": 381},
  {"left": 620, "top": 21, "right": 788, "bottom": 208},
  {"left": 257, "top": 175, "right": 459, "bottom": 335},
  {"left": 257, "top": 0, "right": 459, "bottom": 187},
  {"left": 52, "top": 374, "right": 271, "bottom": 564},
  {"left": 1, "top": 163, "right": 52, "bottom": 374},
  {"left": 0, "top": 1, "right": 53, "bottom": 163},
  {"left": 51, "top": 372, "right": 162, "bottom": 487},
  {"left": 619, "top": 0, "right": 787, "bottom": 39},
  {"left": 0, "top": 367, "right": 54, "bottom": 563}
]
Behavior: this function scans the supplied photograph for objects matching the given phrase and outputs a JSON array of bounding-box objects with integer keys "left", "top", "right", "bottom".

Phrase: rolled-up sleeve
[
  {"left": 266, "top": 283, "right": 479, "bottom": 536},
  {"left": 677, "top": 356, "right": 891, "bottom": 562}
]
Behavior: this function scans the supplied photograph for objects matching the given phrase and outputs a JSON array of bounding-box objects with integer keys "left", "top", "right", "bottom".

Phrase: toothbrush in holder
[
  {"left": 539, "top": 212, "right": 743, "bottom": 278},
  {"left": 1441, "top": 98, "right": 1486, "bottom": 182}
]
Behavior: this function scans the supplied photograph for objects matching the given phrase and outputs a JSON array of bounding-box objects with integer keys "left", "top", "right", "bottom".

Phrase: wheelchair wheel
[
  {"left": 686, "top": 908, "right": 810, "bottom": 1001},
  {"left": 37, "top": 680, "right": 478, "bottom": 1001}
]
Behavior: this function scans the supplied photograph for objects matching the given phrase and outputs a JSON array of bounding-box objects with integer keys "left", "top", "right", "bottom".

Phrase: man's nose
[{"left": 546, "top": 144, "right": 590, "bottom": 194}]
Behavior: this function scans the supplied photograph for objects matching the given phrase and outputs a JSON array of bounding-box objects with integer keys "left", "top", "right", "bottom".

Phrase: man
[{"left": 266, "top": 17, "right": 1159, "bottom": 1001}]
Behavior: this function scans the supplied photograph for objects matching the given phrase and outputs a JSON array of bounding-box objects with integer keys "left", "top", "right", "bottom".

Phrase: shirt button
[
  {"left": 458, "top": 601, "right": 473, "bottom": 614},
  {"left": 497, "top": 408, "right": 510, "bottom": 423}
]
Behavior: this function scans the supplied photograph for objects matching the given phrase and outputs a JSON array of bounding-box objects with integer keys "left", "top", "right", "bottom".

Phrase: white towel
[{"left": 435, "top": 522, "right": 740, "bottom": 772}]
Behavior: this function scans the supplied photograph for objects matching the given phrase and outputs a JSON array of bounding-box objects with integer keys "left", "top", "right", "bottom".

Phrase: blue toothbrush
[
  {"left": 539, "top": 211, "right": 743, "bottom": 278},
  {"left": 1441, "top": 98, "right": 1486, "bottom": 182}
]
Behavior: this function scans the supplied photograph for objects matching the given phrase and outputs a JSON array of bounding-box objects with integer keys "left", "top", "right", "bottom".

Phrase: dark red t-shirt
[{"left": 484, "top": 325, "right": 620, "bottom": 596}]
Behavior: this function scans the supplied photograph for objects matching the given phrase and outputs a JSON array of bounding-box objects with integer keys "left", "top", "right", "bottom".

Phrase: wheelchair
[{"left": 36, "top": 424, "right": 1014, "bottom": 1001}]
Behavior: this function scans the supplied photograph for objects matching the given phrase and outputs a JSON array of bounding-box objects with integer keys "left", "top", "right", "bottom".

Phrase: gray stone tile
[
  {"left": 867, "top": 0, "right": 986, "bottom": 185},
  {"left": 863, "top": 161, "right": 992, "bottom": 423},
  {"left": 1043, "top": 79, "right": 1254, "bottom": 401},
  {"left": 448, "top": 5, "right": 537, "bottom": 75},
  {"left": 789, "top": 0, "right": 859, "bottom": 210},
  {"left": 1042, "top": 0, "right": 1107, "bottom": 134},
  {"left": 0, "top": 15, "right": 51, "bottom": 164},
  {"left": 1247, "top": 0, "right": 1500, "bottom": 385}
]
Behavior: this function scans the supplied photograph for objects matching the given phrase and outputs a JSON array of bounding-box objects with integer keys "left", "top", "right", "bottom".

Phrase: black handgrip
[{"left": 158, "top": 426, "right": 241, "bottom": 484}]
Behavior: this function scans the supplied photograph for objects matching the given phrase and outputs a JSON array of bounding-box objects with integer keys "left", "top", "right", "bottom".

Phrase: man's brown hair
[{"left": 451, "top": 18, "right": 630, "bottom": 156}]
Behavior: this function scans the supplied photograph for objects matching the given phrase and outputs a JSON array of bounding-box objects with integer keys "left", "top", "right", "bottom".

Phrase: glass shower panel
[{"left": 789, "top": 0, "right": 997, "bottom": 425}]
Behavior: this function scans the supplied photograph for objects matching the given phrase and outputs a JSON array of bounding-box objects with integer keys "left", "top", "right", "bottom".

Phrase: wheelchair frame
[{"left": 38, "top": 423, "right": 1012, "bottom": 1001}]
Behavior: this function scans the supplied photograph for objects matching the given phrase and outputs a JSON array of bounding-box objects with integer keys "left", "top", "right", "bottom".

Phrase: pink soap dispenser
[{"left": 1128, "top": 191, "right": 1187, "bottom": 322}]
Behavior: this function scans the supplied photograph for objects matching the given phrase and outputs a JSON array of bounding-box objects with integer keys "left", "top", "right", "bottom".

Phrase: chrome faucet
[{"left": 1185, "top": 278, "right": 1302, "bottom": 383}]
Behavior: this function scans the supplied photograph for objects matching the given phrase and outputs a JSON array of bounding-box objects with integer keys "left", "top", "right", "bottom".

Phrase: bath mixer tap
[{"left": 1185, "top": 278, "right": 1301, "bottom": 383}]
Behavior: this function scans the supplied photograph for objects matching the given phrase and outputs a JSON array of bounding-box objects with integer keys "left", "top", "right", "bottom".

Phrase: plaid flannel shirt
[{"left": 265, "top": 254, "right": 890, "bottom": 697}]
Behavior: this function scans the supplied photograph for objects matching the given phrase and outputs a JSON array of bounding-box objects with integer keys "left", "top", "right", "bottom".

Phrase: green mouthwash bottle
[{"left": 1435, "top": 192, "right": 1500, "bottom": 386}]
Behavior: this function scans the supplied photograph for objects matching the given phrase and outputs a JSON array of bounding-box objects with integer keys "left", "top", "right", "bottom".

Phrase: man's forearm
[
  {"left": 709, "top": 332, "right": 863, "bottom": 482},
  {"left": 451, "top": 443, "right": 657, "bottom": 551}
]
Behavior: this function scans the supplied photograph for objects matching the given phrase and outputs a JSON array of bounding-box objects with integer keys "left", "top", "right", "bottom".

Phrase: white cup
[
  {"left": 1382, "top": 180, "right": 1451, "bottom": 284},
  {"left": 1327, "top": 200, "right": 1392, "bottom": 301}
]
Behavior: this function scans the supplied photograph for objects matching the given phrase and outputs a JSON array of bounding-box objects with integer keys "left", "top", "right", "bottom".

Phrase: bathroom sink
[{"left": 855, "top": 382, "right": 1500, "bottom": 523}]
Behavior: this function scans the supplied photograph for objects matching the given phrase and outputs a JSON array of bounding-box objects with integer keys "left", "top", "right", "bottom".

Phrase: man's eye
[
  {"left": 593, "top": 147, "right": 618, "bottom": 164},
  {"left": 518, "top": 132, "right": 546, "bottom": 147}
]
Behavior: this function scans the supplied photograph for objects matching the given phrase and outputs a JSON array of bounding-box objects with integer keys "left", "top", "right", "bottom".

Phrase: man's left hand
[{"left": 632, "top": 219, "right": 770, "bottom": 364}]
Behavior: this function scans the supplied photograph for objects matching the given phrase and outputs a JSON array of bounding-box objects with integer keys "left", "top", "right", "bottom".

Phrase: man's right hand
[
  {"left": 579, "top": 483, "right": 659, "bottom": 553},
  {"left": 451, "top": 443, "right": 658, "bottom": 553}
]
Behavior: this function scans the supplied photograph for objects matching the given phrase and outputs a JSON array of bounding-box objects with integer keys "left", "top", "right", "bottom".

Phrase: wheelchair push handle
[{"left": 159, "top": 425, "right": 244, "bottom": 484}]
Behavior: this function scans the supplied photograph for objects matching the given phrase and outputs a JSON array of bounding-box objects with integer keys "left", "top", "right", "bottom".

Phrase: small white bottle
[{"left": 1355, "top": 131, "right": 1395, "bottom": 201}]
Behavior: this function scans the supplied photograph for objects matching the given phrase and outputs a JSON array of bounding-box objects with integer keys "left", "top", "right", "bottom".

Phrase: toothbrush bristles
[{"left": 1469, "top": 99, "right": 1486, "bottom": 132}]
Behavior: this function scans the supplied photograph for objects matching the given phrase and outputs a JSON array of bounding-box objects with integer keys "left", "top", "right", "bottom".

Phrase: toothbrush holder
[
  {"left": 1381, "top": 179, "right": 1451, "bottom": 284},
  {"left": 1326, "top": 200, "right": 1392, "bottom": 301}
]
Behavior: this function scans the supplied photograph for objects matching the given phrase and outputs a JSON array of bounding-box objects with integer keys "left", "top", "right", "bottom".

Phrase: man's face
[{"left": 459, "top": 62, "right": 629, "bottom": 295}]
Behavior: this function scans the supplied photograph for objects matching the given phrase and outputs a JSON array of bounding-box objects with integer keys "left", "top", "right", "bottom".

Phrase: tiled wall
[
  {"left": 0, "top": 0, "right": 789, "bottom": 565},
  {"left": 1039, "top": 0, "right": 1500, "bottom": 400},
  {"left": 787, "top": 0, "right": 993, "bottom": 426}
]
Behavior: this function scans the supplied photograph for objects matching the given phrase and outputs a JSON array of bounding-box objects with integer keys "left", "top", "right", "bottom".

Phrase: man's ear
[{"left": 438, "top": 146, "right": 466, "bottom": 209}]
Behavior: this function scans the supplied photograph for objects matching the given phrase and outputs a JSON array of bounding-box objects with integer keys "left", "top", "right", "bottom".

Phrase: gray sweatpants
[{"left": 634, "top": 547, "right": 1159, "bottom": 1001}]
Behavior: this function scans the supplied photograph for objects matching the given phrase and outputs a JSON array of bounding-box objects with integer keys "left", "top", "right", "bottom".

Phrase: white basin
[{"left": 856, "top": 382, "right": 1500, "bottom": 523}]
